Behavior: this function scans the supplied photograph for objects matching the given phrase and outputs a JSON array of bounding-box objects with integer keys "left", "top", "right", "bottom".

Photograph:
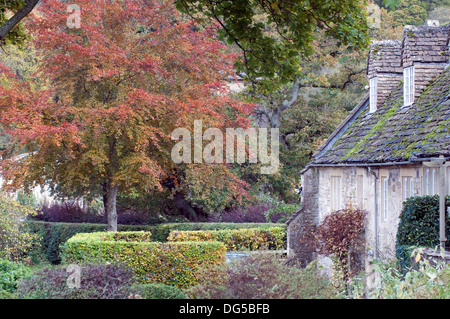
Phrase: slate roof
[{"left": 311, "top": 68, "right": 450, "bottom": 165}]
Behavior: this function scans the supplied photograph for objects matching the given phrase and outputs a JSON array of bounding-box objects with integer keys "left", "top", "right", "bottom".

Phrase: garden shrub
[
  {"left": 34, "top": 201, "right": 105, "bottom": 223},
  {"left": 34, "top": 201, "right": 161, "bottom": 225},
  {"left": 95, "top": 231, "right": 153, "bottom": 242},
  {"left": 17, "top": 262, "right": 137, "bottom": 299},
  {"left": 299, "top": 204, "right": 367, "bottom": 283},
  {"left": 167, "top": 227, "right": 286, "bottom": 251},
  {"left": 133, "top": 283, "right": 186, "bottom": 299},
  {"left": 207, "top": 202, "right": 278, "bottom": 223},
  {"left": 0, "top": 194, "right": 39, "bottom": 262},
  {"left": 61, "top": 231, "right": 227, "bottom": 288},
  {"left": 186, "top": 253, "right": 340, "bottom": 299},
  {"left": 0, "top": 258, "right": 30, "bottom": 294},
  {"left": 207, "top": 199, "right": 299, "bottom": 223},
  {"left": 360, "top": 250, "right": 450, "bottom": 299},
  {"left": 396, "top": 195, "right": 450, "bottom": 272}
]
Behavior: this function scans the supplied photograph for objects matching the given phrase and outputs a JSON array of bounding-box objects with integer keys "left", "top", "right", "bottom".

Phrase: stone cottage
[{"left": 287, "top": 25, "right": 450, "bottom": 279}]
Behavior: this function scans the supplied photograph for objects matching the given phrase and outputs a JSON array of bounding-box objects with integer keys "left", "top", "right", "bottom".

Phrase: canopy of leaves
[
  {"left": 379, "top": 0, "right": 450, "bottom": 26},
  {"left": 0, "top": 0, "right": 253, "bottom": 213},
  {"left": 176, "top": 0, "right": 370, "bottom": 84}
]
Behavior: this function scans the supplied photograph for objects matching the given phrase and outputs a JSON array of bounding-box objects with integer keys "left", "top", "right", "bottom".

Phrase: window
[
  {"left": 331, "top": 176, "right": 342, "bottom": 212},
  {"left": 432, "top": 168, "right": 436, "bottom": 194},
  {"left": 410, "top": 177, "right": 414, "bottom": 198},
  {"left": 423, "top": 168, "right": 439, "bottom": 195},
  {"left": 381, "top": 177, "right": 388, "bottom": 221},
  {"left": 403, "top": 66, "right": 415, "bottom": 106},
  {"left": 356, "top": 175, "right": 364, "bottom": 207},
  {"left": 369, "top": 77, "right": 377, "bottom": 113},
  {"left": 402, "top": 176, "right": 414, "bottom": 201},
  {"left": 448, "top": 167, "right": 450, "bottom": 195}
]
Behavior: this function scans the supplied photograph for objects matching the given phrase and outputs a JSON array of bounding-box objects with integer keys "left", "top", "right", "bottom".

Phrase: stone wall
[
  {"left": 288, "top": 162, "right": 450, "bottom": 279},
  {"left": 419, "top": 248, "right": 450, "bottom": 266},
  {"left": 286, "top": 167, "right": 319, "bottom": 266},
  {"left": 412, "top": 63, "right": 448, "bottom": 98}
]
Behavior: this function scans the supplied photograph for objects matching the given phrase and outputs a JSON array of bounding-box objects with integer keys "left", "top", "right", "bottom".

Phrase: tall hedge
[
  {"left": 62, "top": 231, "right": 226, "bottom": 288},
  {"left": 396, "top": 195, "right": 450, "bottom": 272}
]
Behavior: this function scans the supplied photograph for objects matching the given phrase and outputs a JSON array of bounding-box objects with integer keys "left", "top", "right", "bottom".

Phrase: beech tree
[{"left": 0, "top": 0, "right": 253, "bottom": 230}]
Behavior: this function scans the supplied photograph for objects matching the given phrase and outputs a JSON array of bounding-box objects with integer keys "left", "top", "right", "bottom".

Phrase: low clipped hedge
[
  {"left": 150, "top": 222, "right": 286, "bottom": 242},
  {"left": 167, "top": 227, "right": 286, "bottom": 251},
  {"left": 92, "top": 231, "right": 153, "bottom": 242},
  {"left": 133, "top": 283, "right": 186, "bottom": 299},
  {"left": 25, "top": 220, "right": 284, "bottom": 264},
  {"left": 25, "top": 221, "right": 154, "bottom": 264},
  {"left": 61, "top": 231, "right": 226, "bottom": 288}
]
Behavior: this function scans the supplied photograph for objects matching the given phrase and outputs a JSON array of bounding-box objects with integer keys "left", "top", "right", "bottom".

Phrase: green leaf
[{"left": 383, "top": 0, "right": 398, "bottom": 10}]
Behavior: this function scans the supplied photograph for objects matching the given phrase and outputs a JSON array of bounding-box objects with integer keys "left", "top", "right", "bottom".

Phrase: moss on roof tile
[{"left": 312, "top": 70, "right": 450, "bottom": 165}]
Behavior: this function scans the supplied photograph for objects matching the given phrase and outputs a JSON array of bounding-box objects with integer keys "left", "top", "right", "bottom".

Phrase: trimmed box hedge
[
  {"left": 167, "top": 227, "right": 286, "bottom": 251},
  {"left": 150, "top": 222, "right": 286, "bottom": 242},
  {"left": 24, "top": 221, "right": 154, "bottom": 264},
  {"left": 25, "top": 220, "right": 285, "bottom": 263},
  {"left": 61, "top": 231, "right": 226, "bottom": 288}
]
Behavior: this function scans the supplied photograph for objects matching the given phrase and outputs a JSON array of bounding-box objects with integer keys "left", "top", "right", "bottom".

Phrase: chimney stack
[
  {"left": 402, "top": 25, "right": 450, "bottom": 100},
  {"left": 367, "top": 40, "right": 403, "bottom": 112}
]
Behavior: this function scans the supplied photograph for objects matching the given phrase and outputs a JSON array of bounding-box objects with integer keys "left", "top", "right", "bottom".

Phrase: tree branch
[
  {"left": 0, "top": 0, "right": 39, "bottom": 44},
  {"left": 279, "top": 79, "right": 300, "bottom": 113},
  {"left": 341, "top": 67, "right": 366, "bottom": 90}
]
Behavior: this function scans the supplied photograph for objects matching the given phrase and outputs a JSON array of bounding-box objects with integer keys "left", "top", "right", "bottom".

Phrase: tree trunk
[
  {"left": 173, "top": 191, "right": 206, "bottom": 221},
  {"left": 103, "top": 135, "right": 119, "bottom": 231},
  {"left": 104, "top": 183, "right": 119, "bottom": 231}
]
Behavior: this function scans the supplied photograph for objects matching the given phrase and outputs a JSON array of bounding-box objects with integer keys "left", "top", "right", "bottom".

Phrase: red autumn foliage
[
  {"left": 0, "top": 0, "right": 255, "bottom": 230},
  {"left": 300, "top": 204, "right": 367, "bottom": 280}
]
